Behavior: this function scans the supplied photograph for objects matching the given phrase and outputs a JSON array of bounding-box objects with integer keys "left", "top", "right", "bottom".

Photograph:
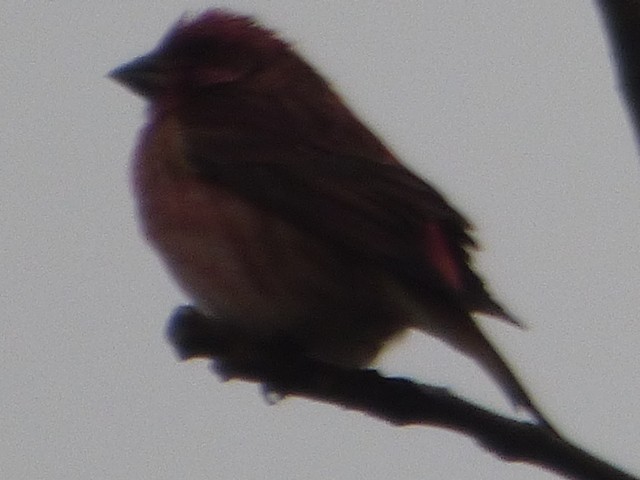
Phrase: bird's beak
[{"left": 109, "top": 53, "right": 166, "bottom": 97}]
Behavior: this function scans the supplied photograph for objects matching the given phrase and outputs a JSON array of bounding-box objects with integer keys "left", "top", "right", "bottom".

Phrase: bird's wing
[{"left": 183, "top": 127, "right": 517, "bottom": 323}]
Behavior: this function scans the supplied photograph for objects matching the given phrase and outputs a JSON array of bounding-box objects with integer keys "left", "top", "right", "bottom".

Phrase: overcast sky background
[{"left": 2, "top": 2, "right": 639, "bottom": 479}]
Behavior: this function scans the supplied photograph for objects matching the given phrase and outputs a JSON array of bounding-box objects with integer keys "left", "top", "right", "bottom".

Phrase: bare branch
[
  {"left": 596, "top": 0, "right": 640, "bottom": 149},
  {"left": 166, "top": 306, "right": 638, "bottom": 480}
]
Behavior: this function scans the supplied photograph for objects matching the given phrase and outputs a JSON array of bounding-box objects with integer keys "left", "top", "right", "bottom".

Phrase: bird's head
[{"left": 109, "top": 10, "right": 292, "bottom": 99}]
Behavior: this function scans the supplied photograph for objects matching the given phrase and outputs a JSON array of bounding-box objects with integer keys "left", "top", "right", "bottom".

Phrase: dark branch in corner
[
  {"left": 166, "top": 306, "right": 637, "bottom": 480},
  {"left": 596, "top": 0, "right": 640, "bottom": 150}
]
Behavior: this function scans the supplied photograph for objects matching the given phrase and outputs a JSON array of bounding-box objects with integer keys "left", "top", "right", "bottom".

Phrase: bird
[{"left": 110, "top": 9, "right": 554, "bottom": 431}]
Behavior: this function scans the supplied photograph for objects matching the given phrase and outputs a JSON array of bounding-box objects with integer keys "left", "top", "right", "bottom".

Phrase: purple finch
[{"left": 111, "top": 10, "right": 553, "bottom": 429}]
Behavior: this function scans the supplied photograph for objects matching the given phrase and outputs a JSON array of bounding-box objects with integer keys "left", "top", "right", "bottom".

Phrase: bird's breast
[{"left": 132, "top": 115, "right": 304, "bottom": 323}]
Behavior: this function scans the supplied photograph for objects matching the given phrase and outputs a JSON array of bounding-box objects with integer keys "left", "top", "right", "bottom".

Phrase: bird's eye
[
  {"left": 192, "top": 64, "right": 248, "bottom": 86},
  {"left": 168, "top": 40, "right": 256, "bottom": 87},
  {"left": 169, "top": 38, "right": 213, "bottom": 62}
]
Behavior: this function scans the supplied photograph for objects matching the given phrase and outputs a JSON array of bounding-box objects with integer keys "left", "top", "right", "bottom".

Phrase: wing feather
[{"left": 181, "top": 126, "right": 515, "bottom": 322}]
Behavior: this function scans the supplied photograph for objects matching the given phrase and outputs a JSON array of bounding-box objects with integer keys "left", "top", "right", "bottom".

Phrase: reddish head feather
[{"left": 162, "top": 10, "right": 287, "bottom": 55}]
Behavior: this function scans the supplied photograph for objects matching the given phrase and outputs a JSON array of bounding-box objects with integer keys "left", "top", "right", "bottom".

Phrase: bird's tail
[{"left": 416, "top": 310, "right": 560, "bottom": 436}]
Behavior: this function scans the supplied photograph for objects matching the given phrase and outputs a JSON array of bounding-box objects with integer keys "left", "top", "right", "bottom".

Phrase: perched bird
[{"left": 111, "top": 10, "right": 553, "bottom": 429}]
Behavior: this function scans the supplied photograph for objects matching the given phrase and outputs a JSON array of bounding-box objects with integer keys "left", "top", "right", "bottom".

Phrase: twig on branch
[{"left": 166, "top": 306, "right": 638, "bottom": 480}]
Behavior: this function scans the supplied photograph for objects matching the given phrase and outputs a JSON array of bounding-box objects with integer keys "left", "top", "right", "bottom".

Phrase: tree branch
[
  {"left": 596, "top": 0, "right": 640, "bottom": 149},
  {"left": 166, "top": 306, "right": 637, "bottom": 480}
]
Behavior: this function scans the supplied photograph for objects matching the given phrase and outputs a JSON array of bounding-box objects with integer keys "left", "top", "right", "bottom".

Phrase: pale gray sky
[{"left": 2, "top": 2, "right": 639, "bottom": 479}]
